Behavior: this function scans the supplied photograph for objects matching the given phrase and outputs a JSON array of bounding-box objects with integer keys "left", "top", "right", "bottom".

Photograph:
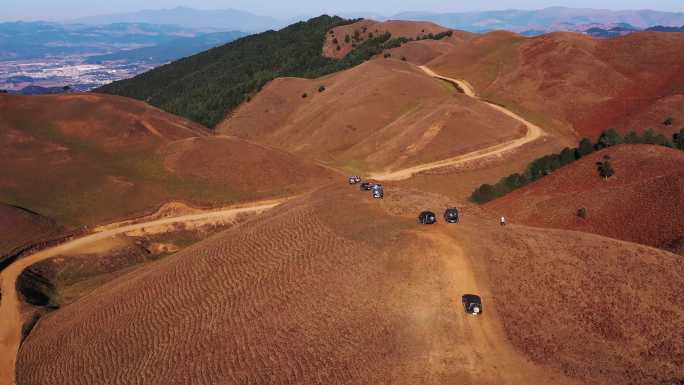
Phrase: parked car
[
  {"left": 360, "top": 182, "right": 374, "bottom": 191},
  {"left": 372, "top": 184, "right": 384, "bottom": 199},
  {"left": 462, "top": 294, "right": 483, "bottom": 315},
  {"left": 418, "top": 211, "right": 437, "bottom": 224},
  {"left": 348, "top": 176, "right": 362, "bottom": 184},
  {"left": 444, "top": 208, "right": 460, "bottom": 223}
]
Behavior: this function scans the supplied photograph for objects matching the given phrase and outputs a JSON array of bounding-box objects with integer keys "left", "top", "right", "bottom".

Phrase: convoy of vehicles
[{"left": 348, "top": 176, "right": 481, "bottom": 317}]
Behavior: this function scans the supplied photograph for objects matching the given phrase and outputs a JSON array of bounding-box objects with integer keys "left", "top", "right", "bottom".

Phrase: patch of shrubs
[
  {"left": 416, "top": 30, "right": 453, "bottom": 41},
  {"left": 470, "top": 128, "right": 684, "bottom": 204}
]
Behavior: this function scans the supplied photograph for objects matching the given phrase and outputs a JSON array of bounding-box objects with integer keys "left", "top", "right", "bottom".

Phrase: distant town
[{"left": 0, "top": 56, "right": 157, "bottom": 93}]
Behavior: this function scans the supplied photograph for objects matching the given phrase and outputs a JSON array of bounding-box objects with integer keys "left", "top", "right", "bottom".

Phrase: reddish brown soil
[
  {"left": 0, "top": 94, "right": 334, "bottom": 227},
  {"left": 162, "top": 136, "right": 338, "bottom": 199},
  {"left": 458, "top": 219, "right": 684, "bottom": 385},
  {"left": 323, "top": 19, "right": 453, "bottom": 59},
  {"left": 16, "top": 186, "right": 683, "bottom": 385},
  {"left": 0, "top": 203, "right": 61, "bottom": 259},
  {"left": 0, "top": 93, "right": 207, "bottom": 144},
  {"left": 219, "top": 59, "right": 525, "bottom": 174},
  {"left": 427, "top": 31, "right": 684, "bottom": 139},
  {"left": 486, "top": 145, "right": 684, "bottom": 251}
]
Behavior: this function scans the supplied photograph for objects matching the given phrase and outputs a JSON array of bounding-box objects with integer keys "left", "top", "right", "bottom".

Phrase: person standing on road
[{"left": 500, "top": 216, "right": 506, "bottom": 226}]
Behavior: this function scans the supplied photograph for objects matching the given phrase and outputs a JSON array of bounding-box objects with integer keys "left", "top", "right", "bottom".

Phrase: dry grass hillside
[
  {"left": 219, "top": 59, "right": 525, "bottom": 175},
  {"left": 323, "top": 19, "right": 456, "bottom": 59},
  {"left": 425, "top": 31, "right": 684, "bottom": 139},
  {"left": 458, "top": 220, "right": 684, "bottom": 385},
  {"left": 16, "top": 186, "right": 683, "bottom": 385},
  {"left": 0, "top": 204, "right": 62, "bottom": 261},
  {"left": 0, "top": 94, "right": 335, "bottom": 228},
  {"left": 486, "top": 144, "right": 684, "bottom": 251}
]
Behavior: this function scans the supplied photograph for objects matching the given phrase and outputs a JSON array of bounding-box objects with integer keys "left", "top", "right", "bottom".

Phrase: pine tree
[
  {"left": 623, "top": 130, "right": 640, "bottom": 144},
  {"left": 675, "top": 128, "right": 684, "bottom": 150},
  {"left": 597, "top": 128, "right": 622, "bottom": 148},
  {"left": 596, "top": 156, "right": 615, "bottom": 180},
  {"left": 577, "top": 138, "right": 594, "bottom": 158}
]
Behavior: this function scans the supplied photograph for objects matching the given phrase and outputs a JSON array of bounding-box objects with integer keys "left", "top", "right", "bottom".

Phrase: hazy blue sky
[{"left": 3, "top": 0, "right": 684, "bottom": 21}]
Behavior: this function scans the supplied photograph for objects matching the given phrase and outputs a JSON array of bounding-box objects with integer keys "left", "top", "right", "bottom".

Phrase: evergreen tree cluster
[
  {"left": 94, "top": 16, "right": 410, "bottom": 128},
  {"left": 471, "top": 127, "right": 684, "bottom": 204}
]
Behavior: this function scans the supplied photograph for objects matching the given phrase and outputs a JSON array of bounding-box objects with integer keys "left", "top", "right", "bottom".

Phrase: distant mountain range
[
  {"left": 71, "top": 7, "right": 285, "bottom": 33},
  {"left": 84, "top": 31, "right": 246, "bottom": 64},
  {"left": 392, "top": 7, "right": 684, "bottom": 34},
  {"left": 0, "top": 21, "right": 200, "bottom": 60},
  {"left": 66, "top": 6, "right": 684, "bottom": 35}
]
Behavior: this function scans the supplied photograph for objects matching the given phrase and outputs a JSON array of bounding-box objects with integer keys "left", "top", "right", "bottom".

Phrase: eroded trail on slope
[
  {"left": 0, "top": 198, "right": 286, "bottom": 385},
  {"left": 369, "top": 66, "right": 545, "bottom": 181},
  {"left": 412, "top": 229, "right": 567, "bottom": 384}
]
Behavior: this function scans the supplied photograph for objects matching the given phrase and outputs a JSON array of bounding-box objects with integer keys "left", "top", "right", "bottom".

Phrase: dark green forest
[{"left": 95, "top": 16, "right": 422, "bottom": 127}]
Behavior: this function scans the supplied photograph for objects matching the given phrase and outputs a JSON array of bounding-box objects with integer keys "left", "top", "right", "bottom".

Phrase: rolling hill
[
  {"left": 486, "top": 144, "right": 684, "bottom": 253},
  {"left": 0, "top": 93, "right": 335, "bottom": 228},
  {"left": 218, "top": 58, "right": 526, "bottom": 174},
  {"left": 4, "top": 16, "right": 684, "bottom": 385},
  {"left": 16, "top": 186, "right": 683, "bottom": 385},
  {"left": 94, "top": 16, "right": 360, "bottom": 127},
  {"left": 423, "top": 30, "right": 684, "bottom": 139}
]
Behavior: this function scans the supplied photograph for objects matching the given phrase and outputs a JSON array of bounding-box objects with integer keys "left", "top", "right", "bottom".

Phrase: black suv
[
  {"left": 418, "top": 211, "right": 437, "bottom": 225},
  {"left": 360, "top": 182, "right": 374, "bottom": 191},
  {"left": 462, "top": 294, "right": 483, "bottom": 315},
  {"left": 444, "top": 208, "right": 460, "bottom": 223},
  {"left": 371, "top": 184, "right": 384, "bottom": 199}
]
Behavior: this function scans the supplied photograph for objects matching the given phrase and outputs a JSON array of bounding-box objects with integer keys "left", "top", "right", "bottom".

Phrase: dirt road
[
  {"left": 0, "top": 198, "right": 285, "bottom": 385},
  {"left": 415, "top": 229, "right": 575, "bottom": 384},
  {"left": 369, "top": 66, "right": 545, "bottom": 181}
]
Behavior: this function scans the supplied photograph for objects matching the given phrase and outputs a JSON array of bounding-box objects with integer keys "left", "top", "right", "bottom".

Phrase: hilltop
[
  {"left": 0, "top": 93, "right": 335, "bottom": 227},
  {"left": 486, "top": 144, "right": 684, "bottom": 252}
]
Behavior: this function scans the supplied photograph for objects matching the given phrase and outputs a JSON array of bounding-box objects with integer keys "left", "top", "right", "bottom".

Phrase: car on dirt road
[
  {"left": 360, "top": 182, "right": 375, "bottom": 191},
  {"left": 462, "top": 294, "right": 483, "bottom": 316},
  {"left": 418, "top": 211, "right": 437, "bottom": 224},
  {"left": 371, "top": 184, "right": 384, "bottom": 199},
  {"left": 349, "top": 176, "right": 362, "bottom": 185},
  {"left": 444, "top": 208, "right": 460, "bottom": 223}
]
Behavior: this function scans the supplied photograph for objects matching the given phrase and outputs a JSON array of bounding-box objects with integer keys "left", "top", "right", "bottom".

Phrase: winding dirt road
[
  {"left": 0, "top": 198, "right": 286, "bottom": 385},
  {"left": 0, "top": 67, "right": 549, "bottom": 385},
  {"left": 369, "top": 66, "right": 545, "bottom": 181}
]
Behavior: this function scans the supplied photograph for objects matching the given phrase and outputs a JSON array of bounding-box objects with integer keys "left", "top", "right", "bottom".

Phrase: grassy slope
[
  {"left": 0, "top": 204, "right": 62, "bottom": 259},
  {"left": 428, "top": 31, "right": 684, "bottom": 139},
  {"left": 486, "top": 144, "right": 684, "bottom": 250},
  {"left": 0, "top": 94, "right": 335, "bottom": 228}
]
